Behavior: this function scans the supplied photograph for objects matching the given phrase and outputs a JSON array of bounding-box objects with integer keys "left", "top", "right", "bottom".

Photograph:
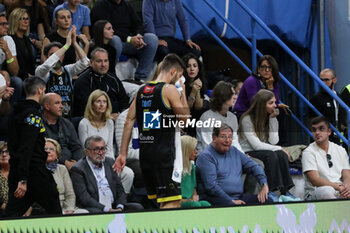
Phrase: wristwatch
[
  {"left": 261, "top": 183, "right": 268, "bottom": 187},
  {"left": 19, "top": 180, "right": 27, "bottom": 185}
]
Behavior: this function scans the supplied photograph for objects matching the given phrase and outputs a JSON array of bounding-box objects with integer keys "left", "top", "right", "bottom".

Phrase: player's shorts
[{"left": 141, "top": 167, "right": 182, "bottom": 203}]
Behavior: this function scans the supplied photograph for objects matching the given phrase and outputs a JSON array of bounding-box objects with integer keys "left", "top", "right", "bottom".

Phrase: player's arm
[
  {"left": 113, "top": 96, "right": 137, "bottom": 173},
  {"left": 164, "top": 84, "right": 190, "bottom": 123}
]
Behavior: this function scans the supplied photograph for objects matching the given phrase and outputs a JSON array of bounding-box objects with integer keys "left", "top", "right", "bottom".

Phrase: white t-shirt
[
  {"left": 0, "top": 36, "right": 16, "bottom": 69},
  {"left": 302, "top": 141, "right": 350, "bottom": 195}
]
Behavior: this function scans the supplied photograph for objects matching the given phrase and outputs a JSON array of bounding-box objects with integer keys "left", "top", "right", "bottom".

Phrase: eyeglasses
[
  {"left": 19, "top": 17, "right": 30, "bottom": 21},
  {"left": 88, "top": 147, "right": 107, "bottom": 153},
  {"left": 0, "top": 22, "right": 9, "bottom": 27},
  {"left": 326, "top": 154, "right": 333, "bottom": 168},
  {"left": 259, "top": 65, "right": 272, "bottom": 71},
  {"left": 320, "top": 77, "right": 334, "bottom": 82},
  {"left": 0, "top": 150, "right": 9, "bottom": 155},
  {"left": 218, "top": 135, "right": 233, "bottom": 140},
  {"left": 44, "top": 147, "right": 56, "bottom": 152}
]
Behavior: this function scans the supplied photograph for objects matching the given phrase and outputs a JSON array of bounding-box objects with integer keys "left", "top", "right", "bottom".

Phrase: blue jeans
[
  {"left": 109, "top": 33, "right": 158, "bottom": 80},
  {"left": 10, "top": 76, "right": 23, "bottom": 104}
]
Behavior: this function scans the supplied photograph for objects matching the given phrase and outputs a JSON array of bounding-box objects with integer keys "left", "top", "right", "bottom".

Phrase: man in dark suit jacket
[{"left": 70, "top": 135, "right": 142, "bottom": 213}]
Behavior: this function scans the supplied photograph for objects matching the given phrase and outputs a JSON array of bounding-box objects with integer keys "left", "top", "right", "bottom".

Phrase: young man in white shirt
[{"left": 302, "top": 116, "right": 350, "bottom": 200}]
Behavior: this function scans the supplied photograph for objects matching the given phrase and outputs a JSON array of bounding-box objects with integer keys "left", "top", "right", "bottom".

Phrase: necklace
[{"left": 91, "top": 120, "right": 105, "bottom": 131}]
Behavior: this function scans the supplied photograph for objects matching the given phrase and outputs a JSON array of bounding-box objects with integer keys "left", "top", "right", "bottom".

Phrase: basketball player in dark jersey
[{"left": 114, "top": 54, "right": 190, "bottom": 208}]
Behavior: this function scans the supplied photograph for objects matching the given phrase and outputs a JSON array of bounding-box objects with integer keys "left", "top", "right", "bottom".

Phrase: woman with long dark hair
[
  {"left": 182, "top": 53, "right": 208, "bottom": 136},
  {"left": 233, "top": 55, "right": 288, "bottom": 118},
  {"left": 182, "top": 53, "right": 207, "bottom": 110},
  {"left": 90, "top": 20, "right": 117, "bottom": 74},
  {"left": 238, "top": 89, "right": 294, "bottom": 201}
]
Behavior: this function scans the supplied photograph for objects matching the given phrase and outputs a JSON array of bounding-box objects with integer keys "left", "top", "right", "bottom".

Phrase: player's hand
[{"left": 113, "top": 154, "right": 126, "bottom": 173}]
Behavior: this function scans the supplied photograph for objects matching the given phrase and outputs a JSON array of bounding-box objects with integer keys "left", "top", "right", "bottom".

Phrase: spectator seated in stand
[
  {"left": 142, "top": 0, "right": 201, "bottom": 62},
  {"left": 302, "top": 116, "right": 350, "bottom": 200},
  {"left": 238, "top": 89, "right": 295, "bottom": 202},
  {"left": 196, "top": 81, "right": 242, "bottom": 153},
  {"left": 73, "top": 47, "right": 129, "bottom": 118},
  {"left": 0, "top": 142, "right": 10, "bottom": 216},
  {"left": 7, "top": 0, "right": 50, "bottom": 43},
  {"left": 180, "top": 135, "right": 211, "bottom": 208},
  {"left": 90, "top": 20, "right": 118, "bottom": 74},
  {"left": 0, "top": 142, "right": 33, "bottom": 216},
  {"left": 90, "top": 0, "right": 158, "bottom": 82},
  {"left": 52, "top": 0, "right": 91, "bottom": 40},
  {"left": 8, "top": 8, "right": 35, "bottom": 81},
  {"left": 197, "top": 81, "right": 264, "bottom": 195},
  {"left": 42, "top": 93, "right": 84, "bottom": 170},
  {"left": 182, "top": 53, "right": 209, "bottom": 137},
  {"left": 0, "top": 12, "right": 22, "bottom": 104},
  {"left": 233, "top": 55, "right": 289, "bottom": 119},
  {"left": 36, "top": 26, "right": 89, "bottom": 117},
  {"left": 42, "top": 8, "right": 90, "bottom": 65},
  {"left": 308, "top": 68, "right": 346, "bottom": 145},
  {"left": 231, "top": 79, "right": 243, "bottom": 96},
  {"left": 78, "top": 89, "right": 134, "bottom": 194},
  {"left": 70, "top": 135, "right": 143, "bottom": 213},
  {"left": 196, "top": 124, "right": 272, "bottom": 206},
  {"left": 233, "top": 56, "right": 290, "bottom": 145},
  {"left": 45, "top": 138, "right": 88, "bottom": 214}
]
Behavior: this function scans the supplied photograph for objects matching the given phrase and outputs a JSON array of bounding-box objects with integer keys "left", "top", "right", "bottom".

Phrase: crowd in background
[{"left": 0, "top": 0, "right": 349, "bottom": 218}]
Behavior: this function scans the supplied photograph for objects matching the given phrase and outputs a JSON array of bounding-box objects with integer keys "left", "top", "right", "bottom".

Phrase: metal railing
[{"left": 182, "top": 0, "right": 350, "bottom": 146}]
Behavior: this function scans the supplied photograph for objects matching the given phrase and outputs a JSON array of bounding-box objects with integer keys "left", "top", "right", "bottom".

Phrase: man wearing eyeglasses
[
  {"left": 70, "top": 135, "right": 143, "bottom": 213},
  {"left": 196, "top": 123, "right": 272, "bottom": 206},
  {"left": 309, "top": 68, "right": 347, "bottom": 145},
  {"left": 302, "top": 116, "right": 350, "bottom": 200}
]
